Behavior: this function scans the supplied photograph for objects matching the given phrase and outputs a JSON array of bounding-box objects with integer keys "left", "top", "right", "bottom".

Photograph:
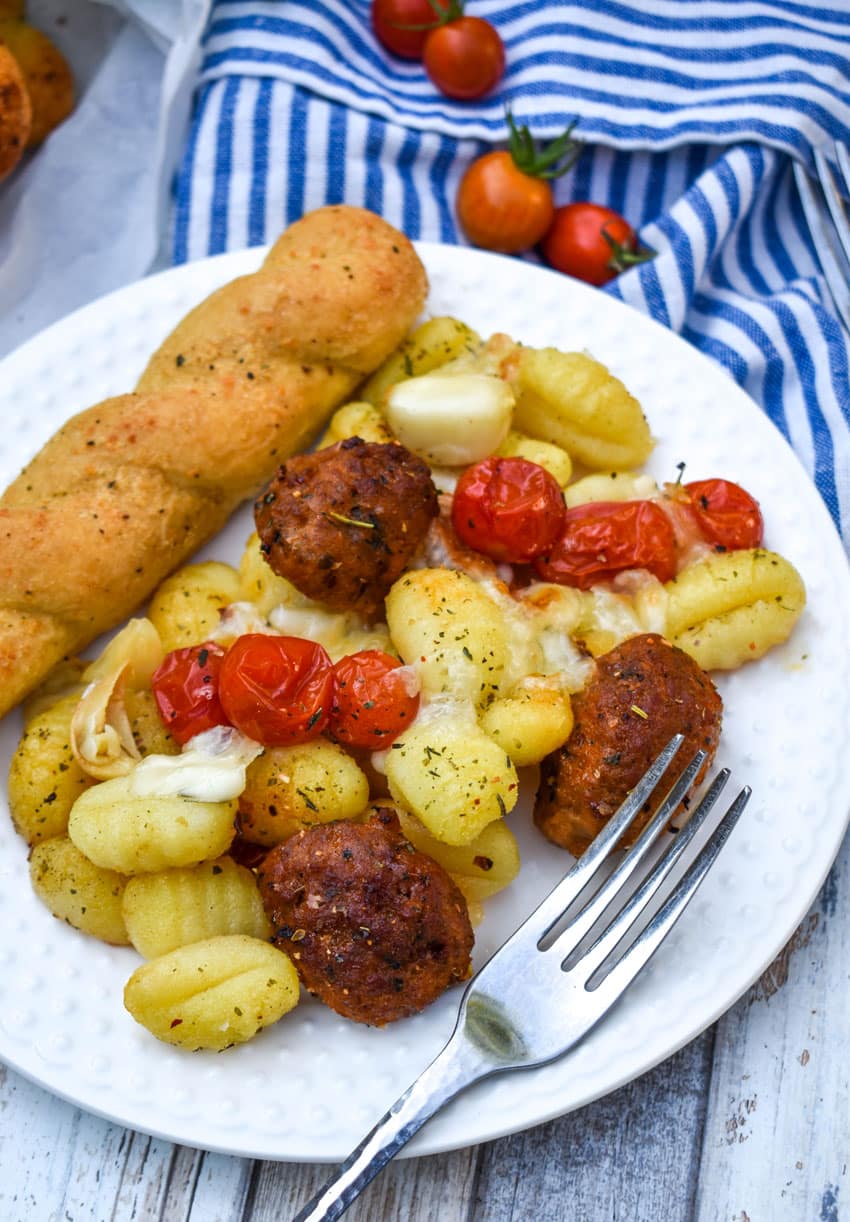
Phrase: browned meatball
[
  {"left": 254, "top": 438, "right": 438, "bottom": 618},
  {"left": 534, "top": 633, "right": 722, "bottom": 857},
  {"left": 257, "top": 809, "right": 473, "bottom": 1026}
]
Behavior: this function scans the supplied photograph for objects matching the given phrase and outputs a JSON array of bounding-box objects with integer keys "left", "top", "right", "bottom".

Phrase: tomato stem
[
  {"left": 602, "top": 222, "right": 656, "bottom": 272},
  {"left": 390, "top": 0, "right": 461, "bottom": 31},
  {"left": 506, "top": 109, "right": 583, "bottom": 181}
]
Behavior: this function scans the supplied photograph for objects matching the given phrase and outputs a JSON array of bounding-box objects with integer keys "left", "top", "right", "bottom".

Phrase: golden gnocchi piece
[
  {"left": 495, "top": 430, "right": 573, "bottom": 487},
  {"left": 238, "top": 739, "right": 370, "bottom": 847},
  {"left": 148, "top": 561, "right": 241, "bottom": 651},
  {"left": 664, "top": 548, "right": 806, "bottom": 670},
  {"left": 563, "top": 470, "right": 659, "bottom": 508},
  {"left": 68, "top": 777, "right": 236, "bottom": 874},
  {"left": 359, "top": 316, "right": 481, "bottom": 406},
  {"left": 237, "top": 531, "right": 303, "bottom": 617},
  {"left": 123, "top": 687, "right": 179, "bottom": 758},
  {"left": 385, "top": 568, "right": 508, "bottom": 707},
  {"left": 394, "top": 807, "right": 520, "bottom": 907},
  {"left": 479, "top": 677, "right": 573, "bottom": 767},
  {"left": 122, "top": 856, "right": 270, "bottom": 958},
  {"left": 514, "top": 347, "right": 653, "bottom": 470},
  {"left": 8, "top": 693, "right": 95, "bottom": 845},
  {"left": 29, "top": 835, "right": 130, "bottom": 945},
  {"left": 123, "top": 934, "right": 300, "bottom": 1051},
  {"left": 384, "top": 713, "right": 518, "bottom": 845},
  {"left": 317, "top": 400, "right": 394, "bottom": 448}
]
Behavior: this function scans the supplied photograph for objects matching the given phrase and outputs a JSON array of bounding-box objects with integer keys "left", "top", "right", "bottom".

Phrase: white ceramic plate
[{"left": 0, "top": 244, "right": 848, "bottom": 1163}]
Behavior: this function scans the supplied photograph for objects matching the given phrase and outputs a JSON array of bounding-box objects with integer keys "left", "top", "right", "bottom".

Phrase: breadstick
[{"left": 0, "top": 206, "right": 428, "bottom": 718}]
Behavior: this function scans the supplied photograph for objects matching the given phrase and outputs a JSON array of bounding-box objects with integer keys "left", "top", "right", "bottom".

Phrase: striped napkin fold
[{"left": 173, "top": 0, "right": 850, "bottom": 537}]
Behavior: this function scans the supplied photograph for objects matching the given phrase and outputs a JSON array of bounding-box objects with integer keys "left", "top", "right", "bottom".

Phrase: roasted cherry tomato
[
  {"left": 228, "top": 831, "right": 270, "bottom": 870},
  {"left": 330, "top": 649, "right": 420, "bottom": 749},
  {"left": 150, "top": 641, "right": 229, "bottom": 745},
  {"left": 218, "top": 634, "right": 334, "bottom": 747},
  {"left": 451, "top": 456, "right": 567, "bottom": 563},
  {"left": 534, "top": 500, "right": 677, "bottom": 588},
  {"left": 423, "top": 11, "right": 505, "bottom": 100},
  {"left": 457, "top": 113, "right": 582, "bottom": 254},
  {"left": 370, "top": 0, "right": 449, "bottom": 59},
  {"left": 542, "top": 202, "right": 653, "bottom": 286},
  {"left": 683, "top": 478, "right": 764, "bottom": 551}
]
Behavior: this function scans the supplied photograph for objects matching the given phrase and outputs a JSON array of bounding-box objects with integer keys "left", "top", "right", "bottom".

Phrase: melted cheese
[
  {"left": 269, "top": 603, "right": 392, "bottom": 660},
  {"left": 129, "top": 726, "right": 263, "bottom": 802}
]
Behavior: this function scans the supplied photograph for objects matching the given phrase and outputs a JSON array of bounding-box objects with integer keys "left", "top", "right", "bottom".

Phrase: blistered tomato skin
[
  {"left": 330, "top": 650, "right": 420, "bottom": 749},
  {"left": 218, "top": 634, "right": 334, "bottom": 747},
  {"left": 534, "top": 499, "right": 678, "bottom": 588},
  {"left": 150, "top": 641, "right": 229, "bottom": 745},
  {"left": 683, "top": 478, "right": 764, "bottom": 551},
  {"left": 451, "top": 456, "right": 567, "bottom": 564}
]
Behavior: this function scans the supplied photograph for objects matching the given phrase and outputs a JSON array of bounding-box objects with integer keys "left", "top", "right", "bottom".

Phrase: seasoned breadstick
[{"left": 0, "top": 206, "right": 428, "bottom": 718}]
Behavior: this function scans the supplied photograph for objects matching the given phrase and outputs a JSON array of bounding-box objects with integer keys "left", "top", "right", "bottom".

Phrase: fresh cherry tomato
[
  {"left": 330, "top": 650, "right": 420, "bottom": 749},
  {"left": 534, "top": 500, "right": 677, "bottom": 588},
  {"left": 370, "top": 0, "right": 449, "bottom": 59},
  {"left": 542, "top": 202, "right": 653, "bottom": 286},
  {"left": 452, "top": 456, "right": 567, "bottom": 563},
  {"left": 457, "top": 113, "right": 582, "bottom": 254},
  {"left": 218, "top": 634, "right": 334, "bottom": 747},
  {"left": 683, "top": 478, "right": 764, "bottom": 551},
  {"left": 150, "top": 641, "right": 229, "bottom": 746},
  {"left": 423, "top": 13, "right": 504, "bottom": 100}
]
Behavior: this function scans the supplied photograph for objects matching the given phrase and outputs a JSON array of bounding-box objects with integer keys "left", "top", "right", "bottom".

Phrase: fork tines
[{"left": 496, "top": 735, "right": 750, "bottom": 1003}]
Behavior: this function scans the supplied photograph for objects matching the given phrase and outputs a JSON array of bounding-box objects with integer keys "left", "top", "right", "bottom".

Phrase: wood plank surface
[{"left": 695, "top": 835, "right": 850, "bottom": 1222}]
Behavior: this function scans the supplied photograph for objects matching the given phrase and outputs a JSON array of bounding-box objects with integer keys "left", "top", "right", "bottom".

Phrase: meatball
[
  {"left": 254, "top": 438, "right": 438, "bottom": 618},
  {"left": 534, "top": 633, "right": 722, "bottom": 856},
  {"left": 257, "top": 809, "right": 473, "bottom": 1026}
]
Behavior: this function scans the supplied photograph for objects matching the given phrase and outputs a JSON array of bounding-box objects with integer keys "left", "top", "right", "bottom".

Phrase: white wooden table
[{"left": 1, "top": 828, "right": 846, "bottom": 1222}]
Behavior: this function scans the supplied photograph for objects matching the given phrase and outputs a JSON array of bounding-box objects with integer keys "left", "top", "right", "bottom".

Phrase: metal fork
[
  {"left": 293, "top": 735, "right": 750, "bottom": 1222},
  {"left": 793, "top": 138, "right": 850, "bottom": 335}
]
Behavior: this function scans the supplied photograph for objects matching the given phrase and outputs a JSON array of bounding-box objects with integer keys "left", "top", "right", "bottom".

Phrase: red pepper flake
[{"left": 170, "top": 1017, "right": 183, "bottom": 1028}]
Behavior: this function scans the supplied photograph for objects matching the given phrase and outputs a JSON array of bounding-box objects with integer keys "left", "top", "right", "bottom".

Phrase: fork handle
[{"left": 292, "top": 1029, "right": 490, "bottom": 1222}]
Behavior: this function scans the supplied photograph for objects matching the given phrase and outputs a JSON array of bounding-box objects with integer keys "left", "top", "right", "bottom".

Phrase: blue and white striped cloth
[{"left": 173, "top": 0, "right": 850, "bottom": 540}]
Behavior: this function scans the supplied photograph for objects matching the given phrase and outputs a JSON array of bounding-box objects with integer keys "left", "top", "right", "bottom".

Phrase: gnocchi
[
  {"left": 238, "top": 739, "right": 370, "bottom": 845},
  {"left": 68, "top": 778, "right": 237, "bottom": 874},
  {"left": 8, "top": 693, "right": 95, "bottom": 845},
  {"left": 664, "top": 548, "right": 806, "bottom": 670},
  {"left": 479, "top": 677, "right": 574, "bottom": 767},
  {"left": 495, "top": 430, "right": 573, "bottom": 487},
  {"left": 148, "top": 561, "right": 242, "bottom": 651},
  {"left": 384, "top": 711, "right": 519, "bottom": 845},
  {"left": 123, "top": 934, "right": 299, "bottom": 1051},
  {"left": 514, "top": 347, "right": 653, "bottom": 470},
  {"left": 385, "top": 568, "right": 508, "bottom": 706},
  {"left": 358, "top": 315, "right": 481, "bottom": 406},
  {"left": 122, "top": 856, "right": 270, "bottom": 958},
  {"left": 29, "top": 835, "right": 130, "bottom": 945}
]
